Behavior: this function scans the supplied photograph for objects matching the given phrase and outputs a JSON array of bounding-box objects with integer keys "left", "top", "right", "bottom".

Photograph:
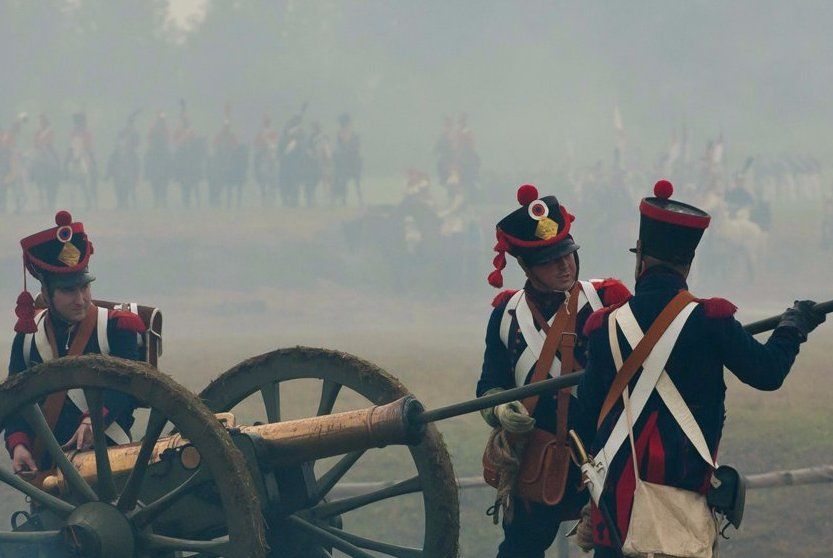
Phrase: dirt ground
[{"left": 0, "top": 206, "right": 830, "bottom": 556}]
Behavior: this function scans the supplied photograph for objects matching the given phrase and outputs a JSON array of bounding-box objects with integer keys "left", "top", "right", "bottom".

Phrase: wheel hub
[{"left": 62, "top": 502, "right": 135, "bottom": 558}]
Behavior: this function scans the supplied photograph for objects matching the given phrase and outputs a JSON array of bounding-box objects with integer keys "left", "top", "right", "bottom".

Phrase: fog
[{"left": 0, "top": 1, "right": 832, "bottom": 557}]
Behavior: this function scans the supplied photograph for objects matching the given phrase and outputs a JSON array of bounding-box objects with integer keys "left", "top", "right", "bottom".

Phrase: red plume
[{"left": 14, "top": 291, "right": 37, "bottom": 334}]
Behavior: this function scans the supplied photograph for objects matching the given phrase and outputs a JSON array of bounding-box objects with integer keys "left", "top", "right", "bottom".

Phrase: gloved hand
[
  {"left": 479, "top": 388, "right": 504, "bottom": 428},
  {"left": 778, "top": 300, "right": 826, "bottom": 341},
  {"left": 495, "top": 400, "right": 535, "bottom": 434}
]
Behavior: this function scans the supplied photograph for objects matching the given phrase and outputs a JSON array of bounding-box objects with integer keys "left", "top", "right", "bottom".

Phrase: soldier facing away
[
  {"left": 5, "top": 211, "right": 146, "bottom": 476},
  {"left": 477, "top": 184, "right": 630, "bottom": 558},
  {"left": 577, "top": 180, "right": 825, "bottom": 556}
]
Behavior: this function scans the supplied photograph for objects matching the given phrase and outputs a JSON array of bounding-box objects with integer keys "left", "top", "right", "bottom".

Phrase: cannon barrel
[
  {"left": 241, "top": 395, "right": 425, "bottom": 465},
  {"left": 42, "top": 396, "right": 425, "bottom": 494}
]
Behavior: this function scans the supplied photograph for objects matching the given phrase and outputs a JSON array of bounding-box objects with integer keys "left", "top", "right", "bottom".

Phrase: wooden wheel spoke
[
  {"left": 84, "top": 388, "right": 117, "bottom": 501},
  {"left": 138, "top": 533, "right": 228, "bottom": 555},
  {"left": 130, "top": 467, "right": 209, "bottom": 526},
  {"left": 313, "top": 450, "right": 365, "bottom": 503},
  {"left": 116, "top": 409, "right": 167, "bottom": 512},
  {"left": 312, "top": 475, "right": 422, "bottom": 519},
  {"left": 286, "top": 516, "right": 374, "bottom": 558},
  {"left": 316, "top": 379, "right": 342, "bottom": 416},
  {"left": 21, "top": 404, "right": 98, "bottom": 503},
  {"left": 0, "top": 529, "right": 61, "bottom": 544},
  {"left": 260, "top": 381, "right": 281, "bottom": 423},
  {"left": 319, "top": 524, "right": 423, "bottom": 558},
  {"left": 0, "top": 466, "right": 73, "bottom": 516}
]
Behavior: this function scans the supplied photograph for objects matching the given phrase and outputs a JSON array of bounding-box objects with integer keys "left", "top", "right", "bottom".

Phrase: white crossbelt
[
  {"left": 500, "top": 281, "right": 602, "bottom": 389},
  {"left": 584, "top": 300, "right": 700, "bottom": 503},
  {"left": 614, "top": 304, "right": 716, "bottom": 468},
  {"left": 21, "top": 307, "right": 131, "bottom": 445}
]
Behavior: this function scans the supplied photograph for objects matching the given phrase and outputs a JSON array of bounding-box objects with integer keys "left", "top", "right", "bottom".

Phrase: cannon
[
  {"left": 0, "top": 301, "right": 830, "bottom": 557},
  {"left": 0, "top": 348, "right": 460, "bottom": 558}
]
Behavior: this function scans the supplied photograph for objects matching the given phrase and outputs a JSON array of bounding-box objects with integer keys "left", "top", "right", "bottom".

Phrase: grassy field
[{"left": 0, "top": 204, "right": 830, "bottom": 556}]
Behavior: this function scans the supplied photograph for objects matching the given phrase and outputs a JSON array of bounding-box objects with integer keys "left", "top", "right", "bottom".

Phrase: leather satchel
[{"left": 483, "top": 284, "right": 581, "bottom": 509}]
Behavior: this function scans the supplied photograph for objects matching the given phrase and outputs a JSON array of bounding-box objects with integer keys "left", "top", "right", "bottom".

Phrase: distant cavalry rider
[
  {"left": 477, "top": 184, "right": 630, "bottom": 558},
  {"left": 65, "top": 112, "right": 98, "bottom": 210},
  {"left": 5, "top": 211, "right": 146, "bottom": 477},
  {"left": 145, "top": 110, "right": 171, "bottom": 209},
  {"left": 577, "top": 180, "right": 825, "bottom": 556}
]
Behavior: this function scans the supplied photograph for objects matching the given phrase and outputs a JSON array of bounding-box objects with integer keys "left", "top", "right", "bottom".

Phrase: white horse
[{"left": 700, "top": 192, "right": 768, "bottom": 282}]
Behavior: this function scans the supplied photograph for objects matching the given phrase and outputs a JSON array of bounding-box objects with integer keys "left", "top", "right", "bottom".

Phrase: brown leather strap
[
  {"left": 554, "top": 314, "right": 577, "bottom": 451},
  {"left": 597, "top": 290, "right": 695, "bottom": 428},
  {"left": 33, "top": 306, "right": 100, "bottom": 461},
  {"left": 522, "top": 283, "right": 581, "bottom": 414},
  {"left": 527, "top": 300, "right": 551, "bottom": 334}
]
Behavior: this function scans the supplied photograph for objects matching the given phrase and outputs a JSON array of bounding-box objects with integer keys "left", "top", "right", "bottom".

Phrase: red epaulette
[
  {"left": 492, "top": 289, "right": 519, "bottom": 308},
  {"left": 591, "top": 278, "right": 632, "bottom": 307},
  {"left": 583, "top": 306, "right": 615, "bottom": 337},
  {"left": 109, "top": 309, "right": 147, "bottom": 333},
  {"left": 697, "top": 297, "right": 738, "bottom": 319}
]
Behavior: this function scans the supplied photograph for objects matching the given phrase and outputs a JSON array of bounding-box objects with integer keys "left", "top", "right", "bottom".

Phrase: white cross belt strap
[
  {"left": 585, "top": 300, "right": 700, "bottom": 502},
  {"left": 21, "top": 307, "right": 131, "bottom": 446},
  {"left": 500, "top": 281, "right": 603, "bottom": 388},
  {"left": 614, "top": 304, "right": 716, "bottom": 468}
]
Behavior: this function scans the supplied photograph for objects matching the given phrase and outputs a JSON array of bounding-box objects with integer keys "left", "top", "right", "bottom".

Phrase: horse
[
  {"left": 106, "top": 143, "right": 140, "bottom": 210},
  {"left": 31, "top": 146, "right": 61, "bottom": 211},
  {"left": 64, "top": 136, "right": 96, "bottom": 210},
  {"left": 699, "top": 192, "right": 768, "bottom": 284},
  {"left": 172, "top": 137, "right": 206, "bottom": 209},
  {"left": 254, "top": 143, "right": 279, "bottom": 206},
  {"left": 332, "top": 130, "right": 362, "bottom": 206}
]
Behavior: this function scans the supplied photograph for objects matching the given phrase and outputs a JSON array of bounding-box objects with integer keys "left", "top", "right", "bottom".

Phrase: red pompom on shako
[
  {"left": 517, "top": 184, "right": 539, "bottom": 206},
  {"left": 55, "top": 210, "right": 72, "bottom": 227},
  {"left": 487, "top": 184, "right": 579, "bottom": 288},
  {"left": 654, "top": 179, "right": 673, "bottom": 199}
]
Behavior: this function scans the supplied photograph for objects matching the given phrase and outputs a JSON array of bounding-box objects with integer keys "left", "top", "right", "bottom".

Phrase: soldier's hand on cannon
[
  {"left": 778, "top": 300, "right": 826, "bottom": 341},
  {"left": 495, "top": 400, "right": 536, "bottom": 434},
  {"left": 479, "top": 387, "right": 504, "bottom": 427},
  {"left": 62, "top": 418, "right": 94, "bottom": 451},
  {"left": 11, "top": 444, "right": 38, "bottom": 477}
]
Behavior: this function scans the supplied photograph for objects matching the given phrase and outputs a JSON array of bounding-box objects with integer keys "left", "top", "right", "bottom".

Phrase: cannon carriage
[{"left": 0, "top": 348, "right": 460, "bottom": 558}]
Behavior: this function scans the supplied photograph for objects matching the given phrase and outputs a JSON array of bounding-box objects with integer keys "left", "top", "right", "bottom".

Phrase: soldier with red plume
[
  {"left": 5, "top": 212, "right": 145, "bottom": 477},
  {"left": 577, "top": 180, "right": 825, "bottom": 556},
  {"left": 477, "top": 184, "right": 630, "bottom": 557}
]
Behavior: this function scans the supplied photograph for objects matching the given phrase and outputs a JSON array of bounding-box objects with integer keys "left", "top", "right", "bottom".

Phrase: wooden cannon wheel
[
  {"left": 0, "top": 355, "right": 266, "bottom": 558},
  {"left": 199, "top": 347, "right": 461, "bottom": 558}
]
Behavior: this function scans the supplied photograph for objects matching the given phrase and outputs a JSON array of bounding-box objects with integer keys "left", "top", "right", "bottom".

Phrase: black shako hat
[
  {"left": 14, "top": 211, "right": 96, "bottom": 333},
  {"left": 488, "top": 184, "right": 578, "bottom": 288},
  {"left": 634, "top": 180, "right": 710, "bottom": 265}
]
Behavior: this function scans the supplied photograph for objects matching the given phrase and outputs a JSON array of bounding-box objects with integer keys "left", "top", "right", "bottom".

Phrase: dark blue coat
[
  {"left": 577, "top": 267, "right": 803, "bottom": 547},
  {"left": 4, "top": 308, "right": 141, "bottom": 464},
  {"left": 477, "top": 279, "right": 630, "bottom": 516}
]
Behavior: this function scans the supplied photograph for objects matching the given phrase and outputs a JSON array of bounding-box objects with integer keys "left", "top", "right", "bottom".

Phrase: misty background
[{"left": 1, "top": 1, "right": 832, "bottom": 556}]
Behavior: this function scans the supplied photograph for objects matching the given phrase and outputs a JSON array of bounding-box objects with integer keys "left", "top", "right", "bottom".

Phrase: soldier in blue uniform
[
  {"left": 477, "top": 184, "right": 630, "bottom": 558},
  {"left": 577, "top": 180, "right": 825, "bottom": 556},
  {"left": 5, "top": 211, "right": 146, "bottom": 477}
]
